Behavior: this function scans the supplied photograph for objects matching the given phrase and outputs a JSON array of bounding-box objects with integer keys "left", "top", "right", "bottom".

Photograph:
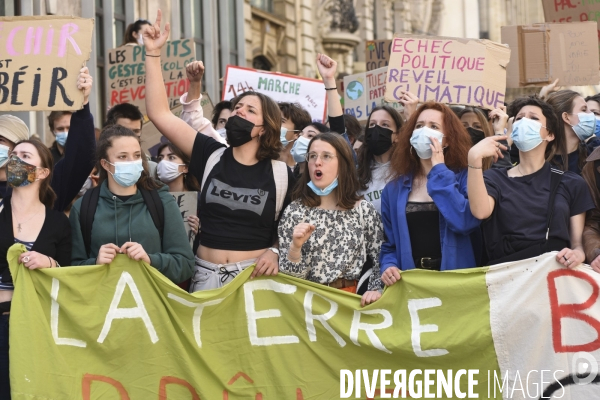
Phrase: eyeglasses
[{"left": 305, "top": 152, "right": 337, "bottom": 163}]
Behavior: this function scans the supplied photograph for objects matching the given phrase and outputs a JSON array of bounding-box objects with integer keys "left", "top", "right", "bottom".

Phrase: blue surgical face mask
[
  {"left": 105, "top": 159, "right": 143, "bottom": 187},
  {"left": 291, "top": 136, "right": 311, "bottom": 163},
  {"left": 595, "top": 117, "right": 600, "bottom": 138},
  {"left": 280, "top": 127, "right": 296, "bottom": 147},
  {"left": 511, "top": 117, "right": 547, "bottom": 152},
  {"left": 307, "top": 177, "right": 338, "bottom": 196},
  {"left": 0, "top": 144, "right": 9, "bottom": 167},
  {"left": 55, "top": 132, "right": 68, "bottom": 147},
  {"left": 409, "top": 126, "right": 444, "bottom": 159},
  {"left": 572, "top": 112, "right": 596, "bottom": 142}
]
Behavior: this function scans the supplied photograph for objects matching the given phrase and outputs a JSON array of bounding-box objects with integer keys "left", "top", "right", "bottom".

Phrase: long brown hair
[
  {"left": 293, "top": 132, "right": 361, "bottom": 210},
  {"left": 157, "top": 141, "right": 200, "bottom": 191},
  {"left": 231, "top": 91, "right": 282, "bottom": 161},
  {"left": 545, "top": 90, "right": 584, "bottom": 171},
  {"left": 390, "top": 102, "right": 471, "bottom": 179},
  {"left": 96, "top": 125, "right": 162, "bottom": 190},
  {"left": 358, "top": 105, "right": 403, "bottom": 190},
  {"left": 508, "top": 95, "right": 566, "bottom": 170},
  {"left": 457, "top": 106, "right": 493, "bottom": 170},
  {"left": 13, "top": 139, "right": 57, "bottom": 209}
]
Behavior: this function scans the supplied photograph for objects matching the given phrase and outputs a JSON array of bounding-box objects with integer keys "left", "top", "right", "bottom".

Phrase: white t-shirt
[{"left": 358, "top": 161, "right": 391, "bottom": 215}]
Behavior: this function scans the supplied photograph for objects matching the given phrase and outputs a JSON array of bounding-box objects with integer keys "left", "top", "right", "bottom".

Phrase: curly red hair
[{"left": 390, "top": 102, "right": 472, "bottom": 179}]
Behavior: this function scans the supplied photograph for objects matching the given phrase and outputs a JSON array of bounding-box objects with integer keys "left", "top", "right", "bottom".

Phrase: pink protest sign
[
  {"left": 384, "top": 35, "right": 511, "bottom": 110},
  {"left": 0, "top": 16, "right": 94, "bottom": 111}
]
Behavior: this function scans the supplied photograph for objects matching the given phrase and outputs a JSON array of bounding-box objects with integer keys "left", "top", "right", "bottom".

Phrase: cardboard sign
[
  {"left": 170, "top": 191, "right": 198, "bottom": 247},
  {"left": 0, "top": 16, "right": 93, "bottom": 111},
  {"left": 107, "top": 39, "right": 196, "bottom": 115},
  {"left": 142, "top": 92, "right": 214, "bottom": 157},
  {"left": 222, "top": 65, "right": 327, "bottom": 122},
  {"left": 502, "top": 22, "right": 600, "bottom": 88},
  {"left": 366, "top": 40, "right": 392, "bottom": 71},
  {"left": 541, "top": 0, "right": 600, "bottom": 56},
  {"left": 384, "top": 35, "right": 510, "bottom": 110},
  {"left": 343, "top": 67, "right": 403, "bottom": 121}
]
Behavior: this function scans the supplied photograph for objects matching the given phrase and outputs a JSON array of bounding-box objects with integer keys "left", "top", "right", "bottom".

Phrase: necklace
[
  {"left": 516, "top": 164, "right": 524, "bottom": 177},
  {"left": 11, "top": 201, "right": 43, "bottom": 233}
]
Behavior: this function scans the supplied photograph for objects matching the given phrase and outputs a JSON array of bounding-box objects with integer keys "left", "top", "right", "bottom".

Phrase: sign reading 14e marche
[
  {"left": 384, "top": 34, "right": 511, "bottom": 110},
  {"left": 0, "top": 16, "right": 93, "bottom": 111},
  {"left": 107, "top": 39, "right": 196, "bottom": 115},
  {"left": 222, "top": 65, "right": 327, "bottom": 122}
]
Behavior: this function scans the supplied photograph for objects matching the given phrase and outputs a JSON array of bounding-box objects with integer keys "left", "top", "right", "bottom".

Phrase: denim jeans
[{"left": 0, "top": 314, "right": 9, "bottom": 399}]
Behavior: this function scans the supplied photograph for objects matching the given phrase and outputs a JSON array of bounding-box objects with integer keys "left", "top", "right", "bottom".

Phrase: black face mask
[
  {"left": 467, "top": 127, "right": 485, "bottom": 146},
  {"left": 365, "top": 125, "right": 394, "bottom": 156},
  {"left": 225, "top": 115, "right": 256, "bottom": 147}
]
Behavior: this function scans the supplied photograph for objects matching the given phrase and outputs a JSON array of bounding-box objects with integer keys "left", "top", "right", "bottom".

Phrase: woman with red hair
[{"left": 380, "top": 102, "right": 481, "bottom": 286}]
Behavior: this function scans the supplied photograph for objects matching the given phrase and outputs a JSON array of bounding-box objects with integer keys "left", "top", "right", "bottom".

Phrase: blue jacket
[{"left": 380, "top": 164, "right": 480, "bottom": 272}]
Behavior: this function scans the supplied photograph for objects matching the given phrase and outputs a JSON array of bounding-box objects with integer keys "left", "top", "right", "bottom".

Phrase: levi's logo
[{"left": 205, "top": 178, "right": 268, "bottom": 215}]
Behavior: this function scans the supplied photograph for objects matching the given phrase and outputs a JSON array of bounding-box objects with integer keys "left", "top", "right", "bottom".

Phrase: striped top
[{"left": 0, "top": 238, "right": 34, "bottom": 290}]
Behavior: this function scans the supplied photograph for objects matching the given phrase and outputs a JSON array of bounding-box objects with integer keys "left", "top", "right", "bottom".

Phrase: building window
[
  {"left": 95, "top": 0, "right": 106, "bottom": 123},
  {"left": 114, "top": 0, "right": 126, "bottom": 47},
  {"left": 253, "top": 56, "right": 272, "bottom": 71},
  {"left": 192, "top": 1, "right": 205, "bottom": 61},
  {"left": 251, "top": 0, "right": 273, "bottom": 13},
  {"left": 229, "top": 0, "right": 239, "bottom": 66}
]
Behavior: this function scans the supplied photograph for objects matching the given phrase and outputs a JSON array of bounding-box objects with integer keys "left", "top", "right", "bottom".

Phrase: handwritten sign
[
  {"left": 384, "top": 35, "right": 511, "bottom": 110},
  {"left": 541, "top": 0, "right": 600, "bottom": 57},
  {"left": 170, "top": 191, "right": 197, "bottom": 247},
  {"left": 343, "top": 67, "right": 402, "bottom": 121},
  {"left": 142, "top": 92, "right": 214, "bottom": 157},
  {"left": 222, "top": 65, "right": 327, "bottom": 122},
  {"left": 366, "top": 40, "right": 392, "bottom": 71},
  {"left": 0, "top": 16, "right": 93, "bottom": 111},
  {"left": 107, "top": 39, "right": 196, "bottom": 115},
  {"left": 502, "top": 22, "right": 599, "bottom": 87}
]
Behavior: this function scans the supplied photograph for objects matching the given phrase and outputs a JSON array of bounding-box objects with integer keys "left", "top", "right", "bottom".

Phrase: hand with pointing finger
[{"left": 143, "top": 9, "right": 170, "bottom": 54}]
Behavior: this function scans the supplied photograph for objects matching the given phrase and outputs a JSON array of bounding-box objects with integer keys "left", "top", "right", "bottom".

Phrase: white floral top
[{"left": 278, "top": 200, "right": 383, "bottom": 291}]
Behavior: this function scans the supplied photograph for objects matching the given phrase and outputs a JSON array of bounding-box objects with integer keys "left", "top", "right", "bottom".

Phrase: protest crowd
[{"left": 0, "top": 6, "right": 600, "bottom": 399}]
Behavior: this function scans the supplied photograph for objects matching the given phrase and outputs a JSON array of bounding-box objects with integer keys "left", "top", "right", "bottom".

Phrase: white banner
[
  {"left": 487, "top": 253, "right": 600, "bottom": 400},
  {"left": 222, "top": 65, "right": 327, "bottom": 122}
]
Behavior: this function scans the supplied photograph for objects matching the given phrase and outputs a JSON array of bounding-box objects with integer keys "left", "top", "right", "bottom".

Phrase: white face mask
[
  {"left": 216, "top": 128, "right": 227, "bottom": 138},
  {"left": 78, "top": 176, "right": 94, "bottom": 197},
  {"left": 136, "top": 35, "right": 144, "bottom": 46},
  {"left": 157, "top": 160, "right": 185, "bottom": 183}
]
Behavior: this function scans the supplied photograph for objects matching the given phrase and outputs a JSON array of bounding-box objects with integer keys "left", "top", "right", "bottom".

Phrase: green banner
[{"left": 8, "top": 244, "right": 500, "bottom": 399}]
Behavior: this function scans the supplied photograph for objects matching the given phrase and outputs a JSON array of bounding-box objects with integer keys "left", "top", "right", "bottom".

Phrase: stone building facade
[{"left": 0, "top": 0, "right": 563, "bottom": 141}]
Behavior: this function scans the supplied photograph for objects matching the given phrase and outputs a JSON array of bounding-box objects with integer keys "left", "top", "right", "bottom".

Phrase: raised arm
[
  {"left": 467, "top": 135, "right": 507, "bottom": 219},
  {"left": 52, "top": 67, "right": 96, "bottom": 212},
  {"left": 179, "top": 61, "right": 226, "bottom": 143},
  {"left": 316, "top": 53, "right": 343, "bottom": 118},
  {"left": 144, "top": 10, "right": 197, "bottom": 157},
  {"left": 316, "top": 53, "right": 356, "bottom": 162}
]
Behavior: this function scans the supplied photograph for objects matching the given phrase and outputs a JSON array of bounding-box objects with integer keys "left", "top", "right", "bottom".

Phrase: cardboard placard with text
[
  {"left": 222, "top": 65, "right": 327, "bottom": 122},
  {"left": 541, "top": 0, "right": 600, "bottom": 57},
  {"left": 501, "top": 22, "right": 600, "bottom": 88},
  {"left": 366, "top": 40, "right": 392, "bottom": 71},
  {"left": 107, "top": 39, "right": 196, "bottom": 115},
  {"left": 170, "top": 191, "right": 198, "bottom": 248},
  {"left": 384, "top": 35, "right": 511, "bottom": 110},
  {"left": 0, "top": 16, "right": 94, "bottom": 111},
  {"left": 343, "top": 67, "right": 403, "bottom": 121},
  {"left": 142, "top": 92, "right": 214, "bottom": 157}
]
